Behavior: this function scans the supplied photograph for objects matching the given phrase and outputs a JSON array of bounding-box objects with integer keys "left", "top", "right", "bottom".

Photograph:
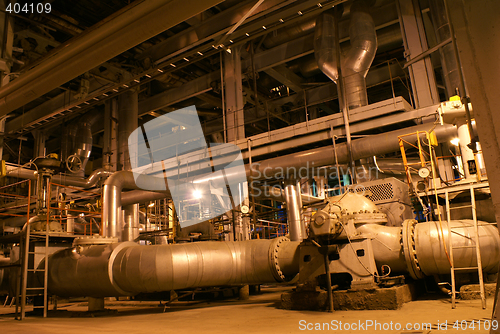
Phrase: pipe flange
[
  {"left": 402, "top": 219, "right": 424, "bottom": 279},
  {"left": 269, "top": 236, "right": 289, "bottom": 282},
  {"left": 73, "top": 235, "right": 119, "bottom": 246}
]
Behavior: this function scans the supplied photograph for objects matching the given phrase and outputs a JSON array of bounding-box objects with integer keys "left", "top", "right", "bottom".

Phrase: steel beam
[
  {"left": 138, "top": 71, "right": 220, "bottom": 117},
  {"left": 0, "top": 0, "right": 225, "bottom": 116}
]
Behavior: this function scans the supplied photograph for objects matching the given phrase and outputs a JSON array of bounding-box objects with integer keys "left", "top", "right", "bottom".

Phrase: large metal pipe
[
  {"left": 249, "top": 123, "right": 458, "bottom": 180},
  {"left": 284, "top": 179, "right": 306, "bottom": 241},
  {"left": 46, "top": 237, "right": 300, "bottom": 297},
  {"left": 0, "top": 0, "right": 225, "bottom": 116},
  {"left": 356, "top": 219, "right": 500, "bottom": 278},
  {"left": 6, "top": 166, "right": 112, "bottom": 188},
  {"left": 409, "top": 220, "right": 500, "bottom": 278},
  {"left": 315, "top": 0, "right": 377, "bottom": 110},
  {"left": 102, "top": 171, "right": 170, "bottom": 239},
  {"left": 68, "top": 110, "right": 103, "bottom": 173},
  {"left": 342, "top": 0, "right": 378, "bottom": 109}
]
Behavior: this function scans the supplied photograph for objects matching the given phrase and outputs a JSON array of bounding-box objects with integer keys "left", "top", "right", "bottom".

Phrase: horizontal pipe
[
  {"left": 5, "top": 166, "right": 112, "bottom": 188},
  {"left": 46, "top": 238, "right": 300, "bottom": 297},
  {"left": 249, "top": 123, "right": 458, "bottom": 180}
]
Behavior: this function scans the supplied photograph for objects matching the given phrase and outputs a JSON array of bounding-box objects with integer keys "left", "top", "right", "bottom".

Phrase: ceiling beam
[{"left": 0, "top": 0, "right": 225, "bottom": 116}]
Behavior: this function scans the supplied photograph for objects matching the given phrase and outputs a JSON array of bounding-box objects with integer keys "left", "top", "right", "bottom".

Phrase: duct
[
  {"left": 342, "top": 0, "right": 378, "bottom": 109},
  {"left": 315, "top": 0, "right": 378, "bottom": 109},
  {"left": 284, "top": 179, "right": 306, "bottom": 242},
  {"left": 67, "top": 110, "right": 103, "bottom": 173},
  {"left": 45, "top": 238, "right": 300, "bottom": 297},
  {"left": 429, "top": 0, "right": 461, "bottom": 98},
  {"left": 291, "top": 24, "right": 402, "bottom": 78}
]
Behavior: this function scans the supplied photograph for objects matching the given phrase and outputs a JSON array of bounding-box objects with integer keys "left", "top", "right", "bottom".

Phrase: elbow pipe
[
  {"left": 342, "top": 0, "right": 377, "bottom": 109},
  {"left": 46, "top": 238, "right": 300, "bottom": 298},
  {"left": 102, "top": 171, "right": 172, "bottom": 239}
]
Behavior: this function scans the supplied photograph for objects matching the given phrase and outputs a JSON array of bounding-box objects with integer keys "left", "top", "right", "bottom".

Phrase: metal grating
[{"left": 349, "top": 182, "right": 395, "bottom": 203}]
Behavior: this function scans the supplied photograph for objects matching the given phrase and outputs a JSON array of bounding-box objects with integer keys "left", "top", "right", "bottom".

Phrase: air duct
[
  {"left": 315, "top": 0, "right": 377, "bottom": 110},
  {"left": 67, "top": 111, "right": 103, "bottom": 173}
]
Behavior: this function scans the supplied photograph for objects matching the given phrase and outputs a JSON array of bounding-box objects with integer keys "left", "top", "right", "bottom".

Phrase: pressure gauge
[
  {"left": 418, "top": 167, "right": 431, "bottom": 178},
  {"left": 241, "top": 205, "right": 249, "bottom": 214}
]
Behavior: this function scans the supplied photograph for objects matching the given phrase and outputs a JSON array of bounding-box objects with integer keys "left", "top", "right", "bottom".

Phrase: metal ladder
[
  {"left": 445, "top": 185, "right": 486, "bottom": 309},
  {"left": 16, "top": 223, "right": 49, "bottom": 319}
]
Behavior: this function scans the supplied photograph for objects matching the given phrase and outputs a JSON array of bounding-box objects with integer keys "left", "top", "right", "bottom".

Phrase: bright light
[
  {"left": 193, "top": 189, "right": 203, "bottom": 199},
  {"left": 450, "top": 138, "right": 460, "bottom": 146},
  {"left": 148, "top": 202, "right": 155, "bottom": 207}
]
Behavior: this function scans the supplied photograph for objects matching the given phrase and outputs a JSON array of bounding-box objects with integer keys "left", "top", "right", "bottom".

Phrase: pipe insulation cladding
[{"left": 45, "top": 238, "right": 300, "bottom": 298}]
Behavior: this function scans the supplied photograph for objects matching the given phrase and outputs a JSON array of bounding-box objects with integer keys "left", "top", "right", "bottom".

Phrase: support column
[
  {"left": 223, "top": 47, "right": 245, "bottom": 143},
  {"left": 103, "top": 98, "right": 118, "bottom": 171},
  {"left": 447, "top": 1, "right": 500, "bottom": 329},
  {"left": 0, "top": 0, "right": 12, "bottom": 161},
  {"left": 397, "top": 0, "right": 440, "bottom": 108},
  {"left": 32, "top": 130, "right": 46, "bottom": 158},
  {"left": 284, "top": 179, "right": 306, "bottom": 242}
]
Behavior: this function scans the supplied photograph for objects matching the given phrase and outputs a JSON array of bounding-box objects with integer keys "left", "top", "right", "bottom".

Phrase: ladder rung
[
  {"left": 454, "top": 267, "right": 480, "bottom": 271},
  {"left": 27, "top": 269, "right": 45, "bottom": 272},
  {"left": 449, "top": 205, "right": 473, "bottom": 210},
  {"left": 26, "top": 287, "right": 44, "bottom": 290}
]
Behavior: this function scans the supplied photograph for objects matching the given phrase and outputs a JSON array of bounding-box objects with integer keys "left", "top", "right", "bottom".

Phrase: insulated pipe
[
  {"left": 342, "top": 0, "right": 378, "bottom": 109},
  {"left": 6, "top": 166, "right": 112, "bottom": 188},
  {"left": 102, "top": 171, "right": 171, "bottom": 239},
  {"left": 354, "top": 220, "right": 500, "bottom": 277},
  {"left": 249, "top": 123, "right": 458, "bottom": 180},
  {"left": 122, "top": 204, "right": 140, "bottom": 242},
  {"left": 315, "top": 0, "right": 377, "bottom": 109},
  {"left": 402, "top": 219, "right": 500, "bottom": 279},
  {"left": 284, "top": 179, "right": 306, "bottom": 241},
  {"left": 46, "top": 238, "right": 300, "bottom": 297}
]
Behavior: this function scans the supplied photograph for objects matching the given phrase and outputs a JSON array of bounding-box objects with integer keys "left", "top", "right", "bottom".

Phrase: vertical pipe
[
  {"left": 284, "top": 179, "right": 305, "bottom": 242},
  {"left": 332, "top": 5, "right": 356, "bottom": 184}
]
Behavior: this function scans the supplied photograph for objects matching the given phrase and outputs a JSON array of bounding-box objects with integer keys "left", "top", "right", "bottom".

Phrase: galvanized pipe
[{"left": 46, "top": 238, "right": 300, "bottom": 297}]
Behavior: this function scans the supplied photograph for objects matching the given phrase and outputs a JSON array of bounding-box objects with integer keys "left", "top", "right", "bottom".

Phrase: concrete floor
[{"left": 0, "top": 286, "right": 495, "bottom": 334}]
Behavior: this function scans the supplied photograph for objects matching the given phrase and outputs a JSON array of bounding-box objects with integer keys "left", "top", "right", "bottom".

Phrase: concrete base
[
  {"left": 459, "top": 283, "right": 496, "bottom": 300},
  {"left": 281, "top": 284, "right": 415, "bottom": 311},
  {"left": 88, "top": 297, "right": 105, "bottom": 312}
]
